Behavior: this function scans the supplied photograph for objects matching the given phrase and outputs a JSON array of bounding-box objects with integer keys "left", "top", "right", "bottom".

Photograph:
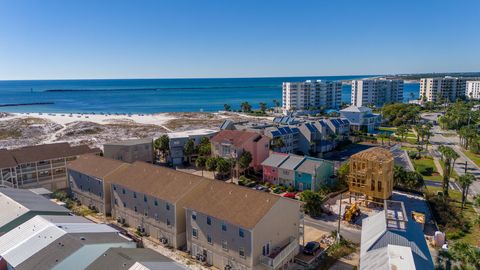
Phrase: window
[
  {"left": 378, "top": 181, "right": 382, "bottom": 192},
  {"left": 207, "top": 216, "right": 212, "bottom": 225},
  {"left": 154, "top": 200, "right": 158, "bottom": 206},
  {"left": 114, "top": 199, "right": 118, "bottom": 205},
  {"left": 167, "top": 218, "right": 171, "bottom": 226},
  {"left": 154, "top": 213, "right": 159, "bottom": 221},
  {"left": 133, "top": 192, "right": 137, "bottom": 199},
  {"left": 134, "top": 206, "right": 137, "bottom": 212},
  {"left": 113, "top": 185, "right": 116, "bottom": 191},
  {"left": 222, "top": 240, "right": 228, "bottom": 251},
  {"left": 221, "top": 222, "right": 227, "bottom": 232},
  {"left": 239, "top": 247, "right": 245, "bottom": 258},
  {"left": 166, "top": 203, "right": 170, "bottom": 211},
  {"left": 144, "top": 195, "right": 147, "bottom": 202},
  {"left": 122, "top": 189, "right": 126, "bottom": 194},
  {"left": 144, "top": 209, "right": 148, "bottom": 217},
  {"left": 123, "top": 202, "right": 126, "bottom": 207},
  {"left": 239, "top": 228, "right": 245, "bottom": 238},
  {"left": 192, "top": 212, "right": 197, "bottom": 220},
  {"left": 207, "top": 234, "right": 212, "bottom": 245},
  {"left": 192, "top": 228, "right": 198, "bottom": 238},
  {"left": 262, "top": 243, "right": 270, "bottom": 256}
]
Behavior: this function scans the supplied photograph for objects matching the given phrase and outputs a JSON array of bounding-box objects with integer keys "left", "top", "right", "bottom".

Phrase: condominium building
[
  {"left": 419, "top": 77, "right": 467, "bottom": 102},
  {"left": 282, "top": 80, "right": 342, "bottom": 113},
  {"left": 104, "top": 138, "right": 154, "bottom": 163},
  {"left": 0, "top": 143, "right": 100, "bottom": 191},
  {"left": 67, "top": 154, "right": 129, "bottom": 214},
  {"left": 348, "top": 147, "right": 394, "bottom": 204},
  {"left": 184, "top": 180, "right": 301, "bottom": 270},
  {"left": 351, "top": 79, "right": 404, "bottom": 107},
  {"left": 0, "top": 187, "right": 70, "bottom": 235},
  {"left": 167, "top": 129, "right": 218, "bottom": 165},
  {"left": 466, "top": 80, "right": 480, "bottom": 100},
  {"left": 109, "top": 161, "right": 210, "bottom": 249},
  {"left": 360, "top": 201, "right": 434, "bottom": 270},
  {"left": 0, "top": 215, "right": 136, "bottom": 270}
]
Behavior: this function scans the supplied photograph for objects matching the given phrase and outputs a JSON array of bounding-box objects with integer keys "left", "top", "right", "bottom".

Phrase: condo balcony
[{"left": 260, "top": 237, "right": 298, "bottom": 269}]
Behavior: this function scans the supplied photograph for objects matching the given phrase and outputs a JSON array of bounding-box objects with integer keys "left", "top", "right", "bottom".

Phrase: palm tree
[
  {"left": 240, "top": 102, "right": 252, "bottom": 112},
  {"left": 438, "top": 146, "right": 460, "bottom": 199},
  {"left": 458, "top": 173, "right": 475, "bottom": 210}
]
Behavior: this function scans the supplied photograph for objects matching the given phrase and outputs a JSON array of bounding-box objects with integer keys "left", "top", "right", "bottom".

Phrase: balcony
[{"left": 260, "top": 237, "right": 299, "bottom": 269}]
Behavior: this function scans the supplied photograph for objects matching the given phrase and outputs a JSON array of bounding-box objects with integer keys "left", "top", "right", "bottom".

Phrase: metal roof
[
  {"left": 340, "top": 105, "right": 372, "bottom": 113},
  {"left": 86, "top": 248, "right": 175, "bottom": 270},
  {"left": 261, "top": 153, "right": 289, "bottom": 167},
  {"left": 296, "top": 158, "right": 332, "bottom": 175},
  {"left": 360, "top": 206, "right": 434, "bottom": 270},
  {"left": 129, "top": 262, "right": 188, "bottom": 270},
  {"left": 104, "top": 138, "right": 153, "bottom": 146}
]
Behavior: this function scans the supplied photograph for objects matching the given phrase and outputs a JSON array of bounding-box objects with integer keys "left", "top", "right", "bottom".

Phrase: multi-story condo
[
  {"left": 360, "top": 201, "right": 434, "bottom": 270},
  {"left": 340, "top": 105, "right": 380, "bottom": 133},
  {"left": 348, "top": 147, "right": 394, "bottom": 204},
  {"left": 351, "top": 78, "right": 404, "bottom": 107},
  {"left": 419, "top": 76, "right": 467, "bottom": 102},
  {"left": 0, "top": 215, "right": 136, "bottom": 270},
  {"left": 282, "top": 80, "right": 342, "bottom": 113},
  {"left": 67, "top": 154, "right": 129, "bottom": 214},
  {"left": 168, "top": 129, "right": 218, "bottom": 165},
  {"left": 466, "top": 80, "right": 480, "bottom": 100},
  {"left": 0, "top": 142, "right": 100, "bottom": 191},
  {"left": 264, "top": 126, "right": 300, "bottom": 153},
  {"left": 210, "top": 130, "right": 270, "bottom": 173},
  {"left": 0, "top": 187, "right": 70, "bottom": 235},
  {"left": 184, "top": 180, "right": 301, "bottom": 270},
  {"left": 262, "top": 153, "right": 335, "bottom": 191},
  {"left": 109, "top": 161, "right": 210, "bottom": 249},
  {"left": 104, "top": 138, "right": 154, "bottom": 163}
]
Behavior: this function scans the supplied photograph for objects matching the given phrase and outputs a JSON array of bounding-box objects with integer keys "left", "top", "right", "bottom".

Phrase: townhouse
[
  {"left": 0, "top": 142, "right": 100, "bottom": 191},
  {"left": 184, "top": 181, "right": 302, "bottom": 270},
  {"left": 168, "top": 129, "right": 218, "bottom": 165},
  {"left": 0, "top": 187, "right": 71, "bottom": 235},
  {"left": 211, "top": 130, "right": 270, "bottom": 173},
  {"left": 0, "top": 215, "right": 135, "bottom": 270},
  {"left": 67, "top": 154, "right": 129, "bottom": 214},
  {"left": 109, "top": 161, "right": 210, "bottom": 249},
  {"left": 262, "top": 153, "right": 335, "bottom": 191},
  {"left": 104, "top": 138, "right": 154, "bottom": 163},
  {"left": 360, "top": 201, "right": 434, "bottom": 270},
  {"left": 264, "top": 126, "right": 300, "bottom": 153}
]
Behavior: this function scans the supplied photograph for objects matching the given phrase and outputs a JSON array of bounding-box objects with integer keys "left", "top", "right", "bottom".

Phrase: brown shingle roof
[
  {"left": 106, "top": 161, "right": 208, "bottom": 204},
  {"left": 0, "top": 149, "right": 17, "bottom": 169},
  {"left": 210, "top": 130, "right": 262, "bottom": 147},
  {"left": 67, "top": 154, "right": 128, "bottom": 179},
  {"left": 9, "top": 143, "right": 100, "bottom": 164},
  {"left": 183, "top": 180, "right": 281, "bottom": 229}
]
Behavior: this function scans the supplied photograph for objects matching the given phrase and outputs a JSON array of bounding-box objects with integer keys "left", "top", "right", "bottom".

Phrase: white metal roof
[
  {"left": 168, "top": 128, "right": 218, "bottom": 139},
  {"left": 129, "top": 262, "right": 188, "bottom": 270}
]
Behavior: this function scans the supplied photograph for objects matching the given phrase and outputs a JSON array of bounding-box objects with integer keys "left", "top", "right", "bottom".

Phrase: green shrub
[{"left": 421, "top": 167, "right": 434, "bottom": 176}]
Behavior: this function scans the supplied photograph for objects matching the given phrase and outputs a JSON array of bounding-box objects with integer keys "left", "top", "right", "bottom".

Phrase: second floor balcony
[{"left": 260, "top": 237, "right": 299, "bottom": 270}]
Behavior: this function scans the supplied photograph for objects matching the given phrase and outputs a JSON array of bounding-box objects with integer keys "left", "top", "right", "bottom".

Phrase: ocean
[{"left": 0, "top": 76, "right": 420, "bottom": 113}]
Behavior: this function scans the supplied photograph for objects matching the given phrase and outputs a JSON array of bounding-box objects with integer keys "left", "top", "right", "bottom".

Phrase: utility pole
[{"left": 337, "top": 192, "right": 342, "bottom": 243}]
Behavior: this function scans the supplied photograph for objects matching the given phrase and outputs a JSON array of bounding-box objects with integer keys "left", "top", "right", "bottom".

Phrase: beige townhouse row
[{"left": 67, "top": 154, "right": 302, "bottom": 270}]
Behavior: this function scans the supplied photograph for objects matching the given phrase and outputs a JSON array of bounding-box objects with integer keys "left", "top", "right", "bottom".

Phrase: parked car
[
  {"left": 283, "top": 192, "right": 297, "bottom": 199},
  {"left": 303, "top": 241, "right": 320, "bottom": 255}
]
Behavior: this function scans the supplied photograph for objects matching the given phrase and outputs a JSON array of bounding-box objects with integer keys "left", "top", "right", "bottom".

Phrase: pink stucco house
[
  {"left": 261, "top": 152, "right": 289, "bottom": 183},
  {"left": 210, "top": 130, "right": 270, "bottom": 173}
]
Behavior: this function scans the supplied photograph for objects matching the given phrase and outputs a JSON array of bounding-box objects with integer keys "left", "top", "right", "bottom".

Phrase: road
[
  {"left": 304, "top": 216, "right": 361, "bottom": 244},
  {"left": 422, "top": 113, "right": 480, "bottom": 196}
]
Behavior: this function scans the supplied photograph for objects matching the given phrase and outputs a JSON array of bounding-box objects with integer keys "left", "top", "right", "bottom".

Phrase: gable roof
[
  {"left": 210, "top": 130, "right": 263, "bottom": 147},
  {"left": 296, "top": 158, "right": 332, "bottom": 175},
  {"left": 106, "top": 161, "right": 208, "bottom": 204},
  {"left": 340, "top": 105, "right": 372, "bottom": 113},
  {"left": 0, "top": 149, "right": 17, "bottom": 168},
  {"left": 104, "top": 138, "right": 153, "bottom": 146},
  {"left": 67, "top": 154, "right": 128, "bottom": 179},
  {"left": 279, "top": 155, "right": 305, "bottom": 170},
  {"left": 86, "top": 248, "right": 178, "bottom": 270},
  {"left": 9, "top": 142, "right": 100, "bottom": 164},
  {"left": 183, "top": 181, "right": 281, "bottom": 229},
  {"left": 360, "top": 204, "right": 434, "bottom": 270},
  {"left": 261, "top": 153, "right": 289, "bottom": 167}
]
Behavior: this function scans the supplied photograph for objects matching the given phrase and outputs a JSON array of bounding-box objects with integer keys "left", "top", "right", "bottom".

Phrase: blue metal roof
[{"left": 305, "top": 123, "right": 318, "bottom": 133}]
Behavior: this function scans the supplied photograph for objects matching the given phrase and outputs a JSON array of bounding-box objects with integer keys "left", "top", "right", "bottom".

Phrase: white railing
[{"left": 260, "top": 238, "right": 299, "bottom": 269}]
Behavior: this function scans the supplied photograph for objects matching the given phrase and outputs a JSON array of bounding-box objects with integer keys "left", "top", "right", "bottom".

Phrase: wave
[{"left": 44, "top": 85, "right": 279, "bottom": 92}]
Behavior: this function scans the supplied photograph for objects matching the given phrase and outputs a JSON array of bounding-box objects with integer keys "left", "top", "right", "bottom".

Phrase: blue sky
[{"left": 0, "top": 0, "right": 479, "bottom": 80}]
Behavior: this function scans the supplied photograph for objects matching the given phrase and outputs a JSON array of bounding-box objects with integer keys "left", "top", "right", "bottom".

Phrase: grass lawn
[
  {"left": 438, "top": 160, "right": 459, "bottom": 179},
  {"left": 411, "top": 157, "right": 442, "bottom": 181},
  {"left": 463, "top": 149, "right": 480, "bottom": 168},
  {"left": 378, "top": 126, "right": 396, "bottom": 132}
]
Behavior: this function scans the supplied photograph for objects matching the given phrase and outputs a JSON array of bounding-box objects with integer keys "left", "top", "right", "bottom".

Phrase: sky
[{"left": 0, "top": 0, "right": 479, "bottom": 80}]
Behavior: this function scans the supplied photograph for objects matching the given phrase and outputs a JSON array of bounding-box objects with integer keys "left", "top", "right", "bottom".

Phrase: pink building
[
  {"left": 210, "top": 130, "right": 270, "bottom": 172},
  {"left": 261, "top": 152, "right": 289, "bottom": 183}
]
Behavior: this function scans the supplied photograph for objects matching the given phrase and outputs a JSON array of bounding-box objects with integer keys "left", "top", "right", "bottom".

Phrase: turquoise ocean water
[{"left": 0, "top": 76, "right": 419, "bottom": 113}]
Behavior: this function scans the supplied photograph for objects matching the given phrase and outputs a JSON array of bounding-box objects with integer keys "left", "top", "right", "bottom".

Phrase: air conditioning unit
[
  {"left": 224, "top": 265, "right": 232, "bottom": 270},
  {"left": 196, "top": 254, "right": 206, "bottom": 262}
]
